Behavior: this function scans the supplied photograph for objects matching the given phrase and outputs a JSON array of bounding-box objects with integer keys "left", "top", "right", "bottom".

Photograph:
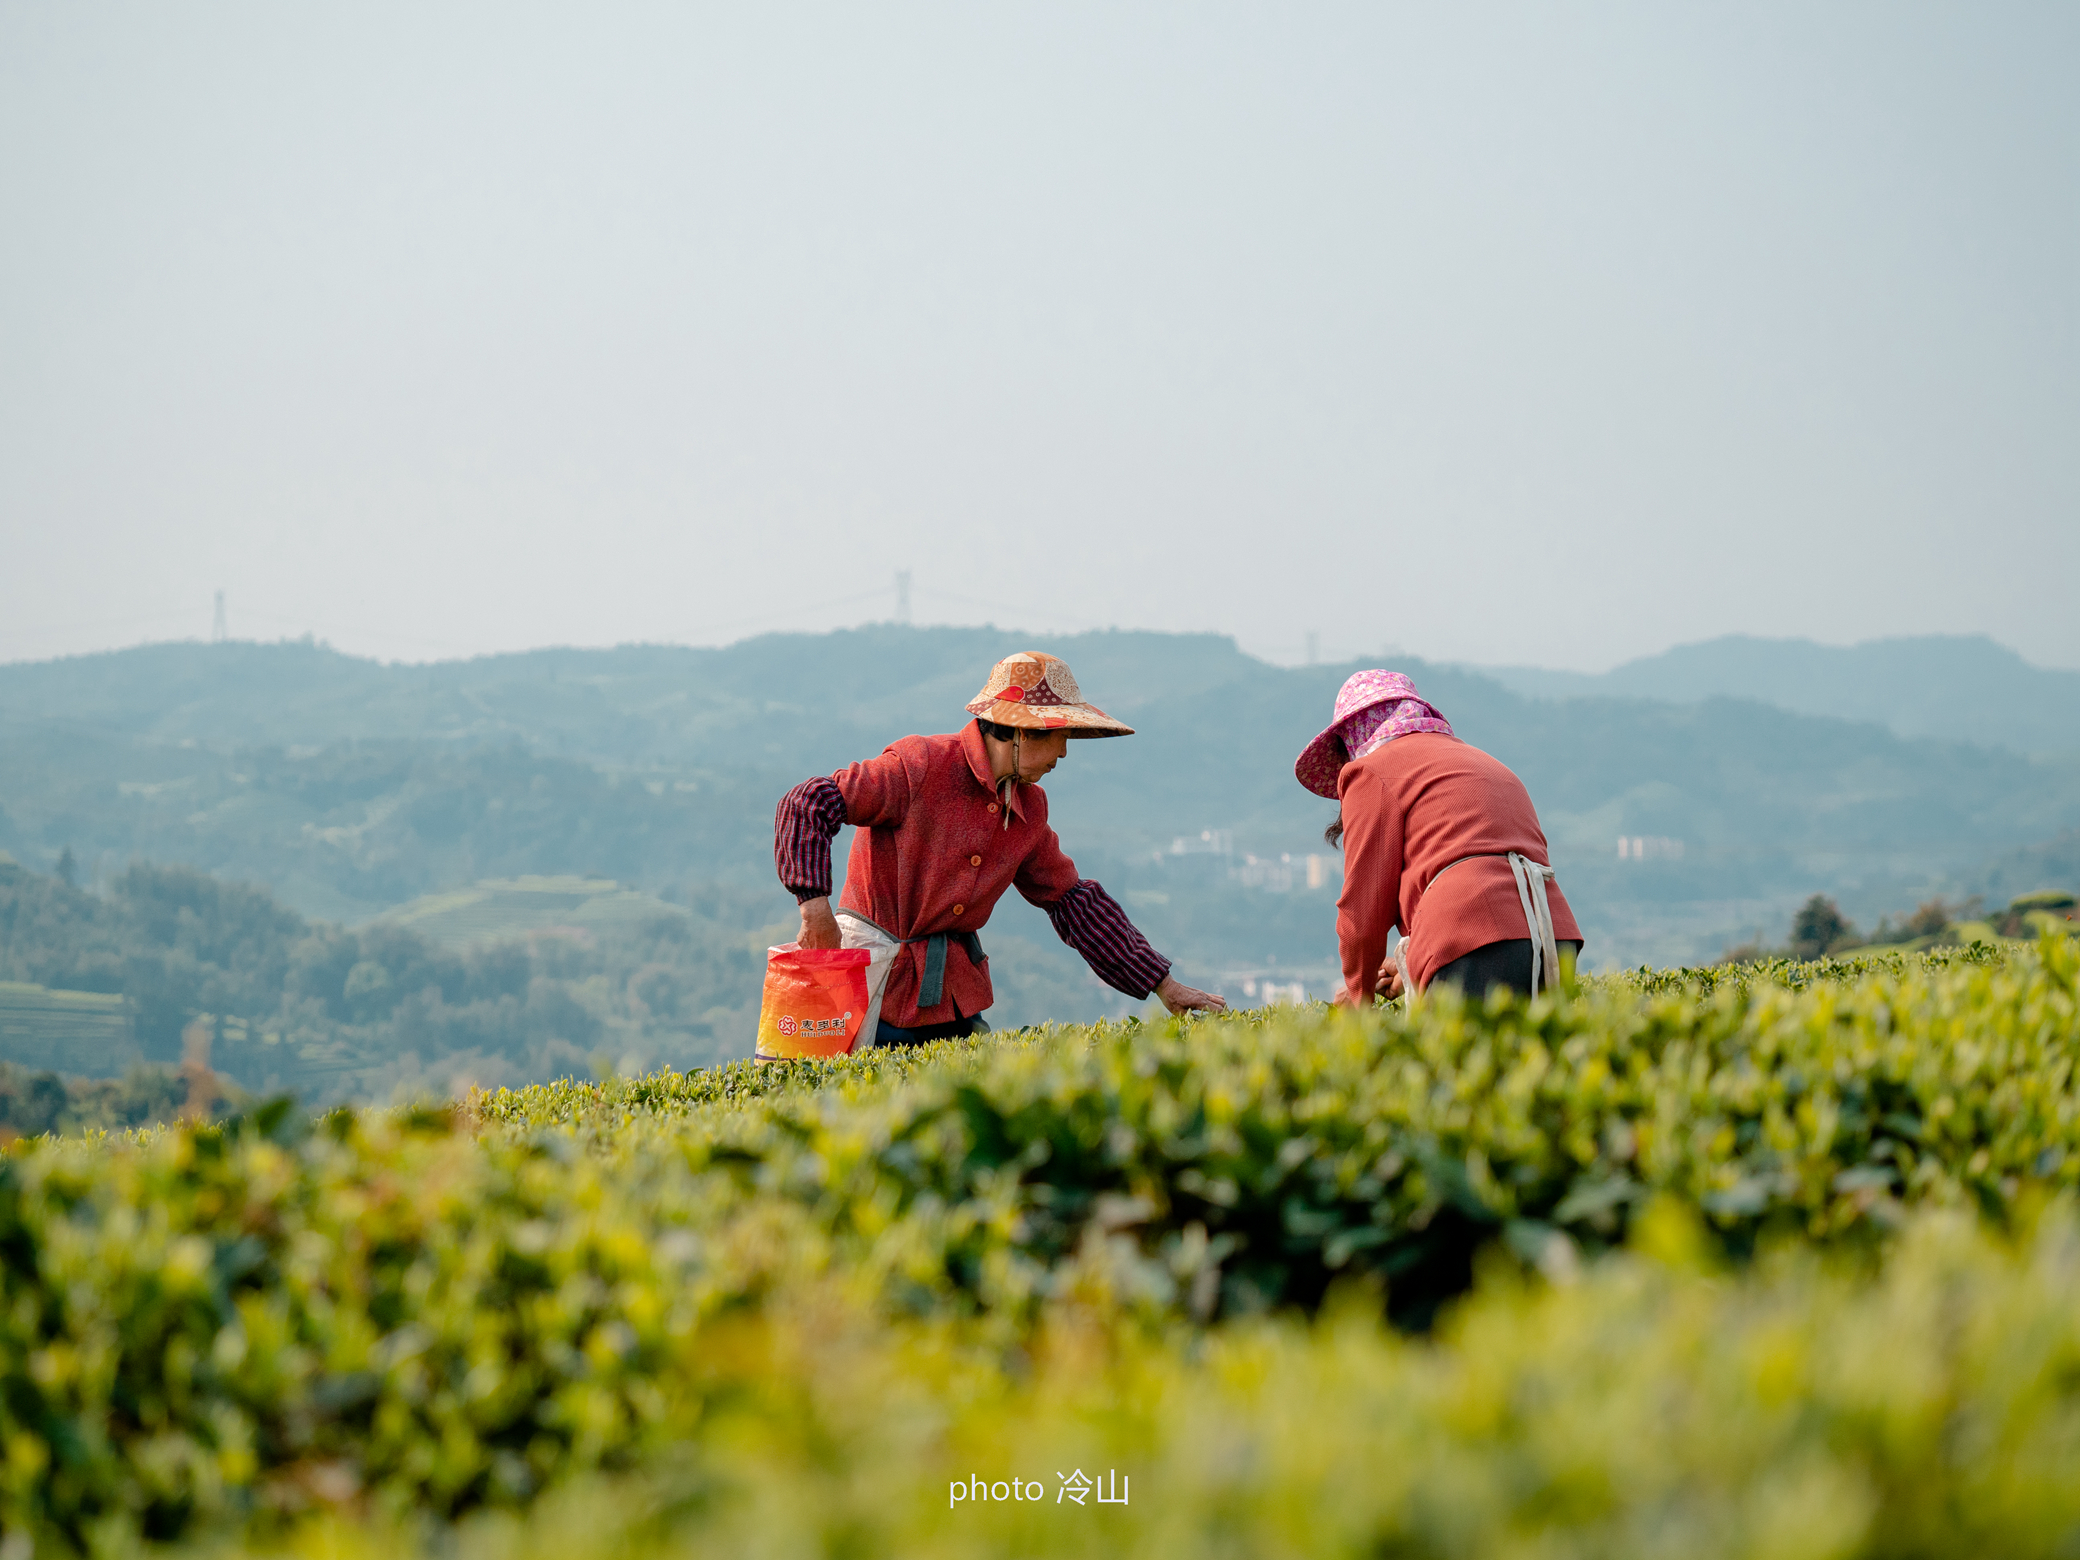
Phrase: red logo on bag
[{"left": 776, "top": 1015, "right": 799, "bottom": 1036}]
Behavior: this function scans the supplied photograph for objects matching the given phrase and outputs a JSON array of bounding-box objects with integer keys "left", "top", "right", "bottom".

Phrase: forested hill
[
  {"left": 1478, "top": 633, "right": 2080, "bottom": 757},
  {"left": 3, "top": 627, "right": 2078, "bottom": 970},
  {"left": 0, "top": 857, "right": 783, "bottom": 1101}
]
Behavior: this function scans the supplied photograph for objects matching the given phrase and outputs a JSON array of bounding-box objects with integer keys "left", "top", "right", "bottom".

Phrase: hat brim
[
  {"left": 1293, "top": 728, "right": 1348, "bottom": 798},
  {"left": 965, "top": 698, "right": 1134, "bottom": 737},
  {"left": 1293, "top": 689, "right": 1403, "bottom": 798}
]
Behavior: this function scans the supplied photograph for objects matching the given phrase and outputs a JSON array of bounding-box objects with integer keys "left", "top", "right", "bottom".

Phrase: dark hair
[
  {"left": 1321, "top": 732, "right": 1350, "bottom": 848},
  {"left": 978, "top": 718, "right": 1039, "bottom": 742}
]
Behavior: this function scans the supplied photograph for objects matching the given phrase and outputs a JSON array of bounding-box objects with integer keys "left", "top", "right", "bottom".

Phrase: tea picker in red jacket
[
  {"left": 775, "top": 651, "right": 1226, "bottom": 1046},
  {"left": 1295, "top": 670, "right": 1585, "bottom": 1004}
]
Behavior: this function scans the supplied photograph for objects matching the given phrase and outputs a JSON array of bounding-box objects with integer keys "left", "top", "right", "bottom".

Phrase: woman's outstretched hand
[
  {"left": 797, "top": 896, "right": 842, "bottom": 950},
  {"left": 1157, "top": 973, "right": 1226, "bottom": 1015},
  {"left": 1374, "top": 955, "right": 1406, "bottom": 1001}
]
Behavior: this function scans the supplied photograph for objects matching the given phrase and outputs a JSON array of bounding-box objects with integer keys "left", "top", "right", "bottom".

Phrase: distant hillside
[
  {"left": 0, "top": 857, "right": 785, "bottom": 1099},
  {"left": 5, "top": 627, "right": 2080, "bottom": 972},
  {"left": 0, "top": 628, "right": 1267, "bottom": 765},
  {"left": 1478, "top": 634, "right": 2080, "bottom": 756},
  {"left": 379, "top": 876, "right": 695, "bottom": 950},
  {"left": 1965, "top": 830, "right": 2080, "bottom": 913}
]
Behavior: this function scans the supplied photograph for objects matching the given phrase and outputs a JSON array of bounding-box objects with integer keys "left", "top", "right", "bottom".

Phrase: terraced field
[
  {"left": 376, "top": 876, "right": 697, "bottom": 949},
  {"left": 0, "top": 980, "right": 136, "bottom": 1075}
]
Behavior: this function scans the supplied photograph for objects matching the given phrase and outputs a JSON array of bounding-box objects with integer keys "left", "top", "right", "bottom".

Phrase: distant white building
[
  {"left": 1236, "top": 850, "right": 1342, "bottom": 894},
  {"left": 1236, "top": 853, "right": 1292, "bottom": 891},
  {"left": 1165, "top": 830, "right": 1341, "bottom": 894},
  {"left": 1237, "top": 975, "right": 1312, "bottom": 1005},
  {"left": 1616, "top": 836, "right": 1684, "bottom": 861}
]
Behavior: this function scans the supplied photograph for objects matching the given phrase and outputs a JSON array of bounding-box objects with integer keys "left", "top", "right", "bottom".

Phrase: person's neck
[{"left": 982, "top": 734, "right": 1022, "bottom": 784}]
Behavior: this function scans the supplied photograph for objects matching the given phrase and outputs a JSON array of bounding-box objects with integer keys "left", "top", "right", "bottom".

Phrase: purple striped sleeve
[
  {"left": 774, "top": 775, "right": 848, "bottom": 900},
  {"left": 1047, "top": 879, "right": 1172, "bottom": 999}
]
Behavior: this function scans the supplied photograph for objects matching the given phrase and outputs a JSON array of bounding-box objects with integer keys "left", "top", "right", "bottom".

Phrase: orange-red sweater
[
  {"left": 1334, "top": 732, "right": 1582, "bottom": 1002},
  {"left": 776, "top": 723, "right": 1171, "bottom": 1025}
]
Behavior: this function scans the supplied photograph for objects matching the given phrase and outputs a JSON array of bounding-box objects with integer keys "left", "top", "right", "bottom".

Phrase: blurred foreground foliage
[
  {"left": 3, "top": 937, "right": 2079, "bottom": 1554},
  {"left": 171, "top": 1209, "right": 2080, "bottom": 1560}
]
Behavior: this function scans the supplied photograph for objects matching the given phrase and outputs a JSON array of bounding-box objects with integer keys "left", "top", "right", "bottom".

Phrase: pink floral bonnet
[{"left": 1292, "top": 670, "right": 1454, "bottom": 799}]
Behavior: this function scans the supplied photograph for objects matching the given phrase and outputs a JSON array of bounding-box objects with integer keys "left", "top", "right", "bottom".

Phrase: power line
[
  {"left": 907, "top": 580, "right": 1118, "bottom": 634},
  {"left": 230, "top": 607, "right": 483, "bottom": 655}
]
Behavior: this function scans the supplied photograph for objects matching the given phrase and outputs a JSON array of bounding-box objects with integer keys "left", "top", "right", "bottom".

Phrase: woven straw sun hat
[{"left": 965, "top": 652, "right": 1133, "bottom": 737}]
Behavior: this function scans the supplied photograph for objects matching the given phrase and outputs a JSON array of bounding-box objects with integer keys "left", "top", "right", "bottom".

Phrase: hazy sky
[{"left": 2, "top": 3, "right": 2074, "bottom": 672}]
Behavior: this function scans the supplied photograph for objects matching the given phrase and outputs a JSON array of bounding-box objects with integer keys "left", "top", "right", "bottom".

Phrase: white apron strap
[{"left": 1506, "top": 853, "right": 1562, "bottom": 995}]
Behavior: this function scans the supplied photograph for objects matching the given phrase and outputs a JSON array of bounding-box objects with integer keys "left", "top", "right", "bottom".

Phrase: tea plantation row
[{"left": 2, "top": 939, "right": 2077, "bottom": 1554}]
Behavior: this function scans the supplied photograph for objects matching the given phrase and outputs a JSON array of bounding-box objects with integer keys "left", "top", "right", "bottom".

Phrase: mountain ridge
[
  {"left": 3, "top": 627, "right": 2077, "bottom": 972},
  {"left": 1475, "top": 633, "right": 2080, "bottom": 755}
]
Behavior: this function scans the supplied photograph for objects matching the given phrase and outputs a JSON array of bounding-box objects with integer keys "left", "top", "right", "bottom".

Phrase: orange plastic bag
[{"left": 754, "top": 942, "right": 872, "bottom": 1059}]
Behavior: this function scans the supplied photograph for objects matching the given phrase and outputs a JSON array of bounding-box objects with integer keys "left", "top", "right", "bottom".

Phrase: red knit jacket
[
  {"left": 1335, "top": 733, "right": 1582, "bottom": 1001},
  {"left": 774, "top": 724, "right": 1171, "bottom": 1025}
]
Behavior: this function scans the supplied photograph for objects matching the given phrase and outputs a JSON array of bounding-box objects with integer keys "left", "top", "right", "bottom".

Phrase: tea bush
[
  {"left": 478, "top": 935, "right": 2079, "bottom": 1326},
  {"left": 3, "top": 938, "right": 2078, "bottom": 1551},
  {"left": 1620, "top": 938, "right": 2007, "bottom": 996},
  {"left": 234, "top": 1207, "right": 2080, "bottom": 1560}
]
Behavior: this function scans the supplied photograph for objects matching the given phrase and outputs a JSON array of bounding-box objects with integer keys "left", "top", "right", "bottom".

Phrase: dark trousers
[
  {"left": 875, "top": 1013, "right": 992, "bottom": 1047},
  {"left": 1429, "top": 938, "right": 1583, "bottom": 997}
]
